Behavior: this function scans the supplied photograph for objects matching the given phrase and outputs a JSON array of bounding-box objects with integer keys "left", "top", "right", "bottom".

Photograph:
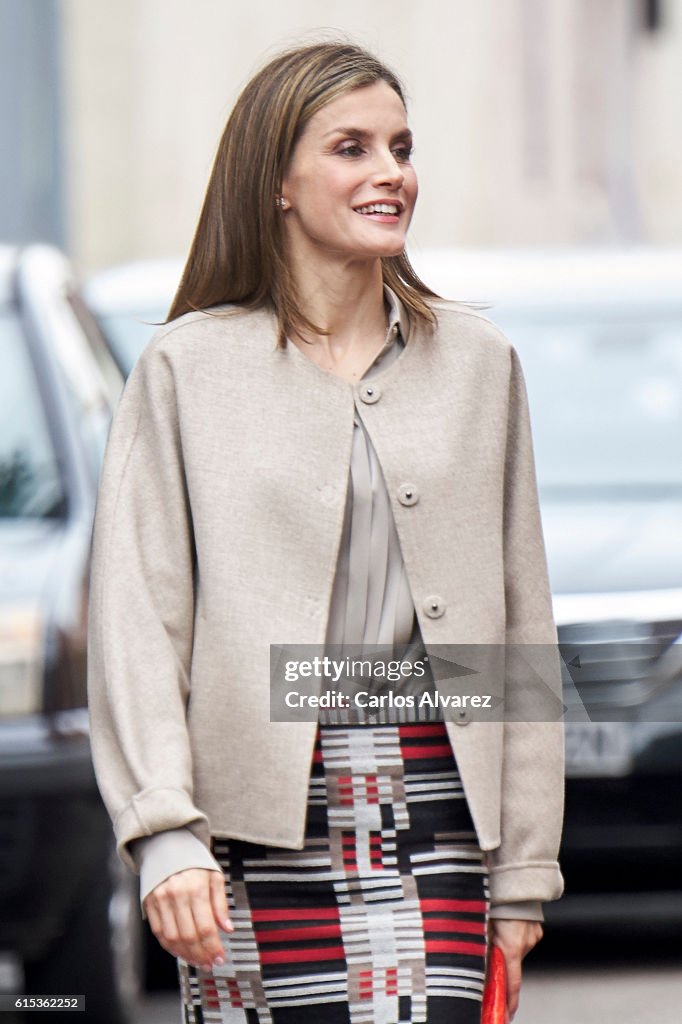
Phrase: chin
[
  {"left": 356, "top": 239, "right": 407, "bottom": 260},
  {"left": 375, "top": 245, "right": 406, "bottom": 261},
  {"left": 324, "top": 236, "right": 407, "bottom": 263}
]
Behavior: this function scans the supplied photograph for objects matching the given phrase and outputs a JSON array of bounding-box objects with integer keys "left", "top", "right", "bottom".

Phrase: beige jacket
[{"left": 87, "top": 298, "right": 565, "bottom": 909}]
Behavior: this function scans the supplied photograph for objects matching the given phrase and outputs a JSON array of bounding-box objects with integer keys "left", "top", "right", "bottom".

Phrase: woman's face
[{"left": 281, "top": 80, "right": 418, "bottom": 269}]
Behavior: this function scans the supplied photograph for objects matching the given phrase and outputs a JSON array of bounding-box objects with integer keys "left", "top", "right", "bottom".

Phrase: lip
[{"left": 352, "top": 199, "right": 405, "bottom": 214}]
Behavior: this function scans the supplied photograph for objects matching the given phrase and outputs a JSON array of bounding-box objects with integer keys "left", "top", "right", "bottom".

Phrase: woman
[{"left": 88, "top": 42, "right": 564, "bottom": 1023}]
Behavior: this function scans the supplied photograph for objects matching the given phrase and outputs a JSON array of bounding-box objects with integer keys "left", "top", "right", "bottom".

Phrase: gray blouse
[
  {"left": 325, "top": 309, "right": 415, "bottom": 652},
  {"left": 132, "top": 289, "right": 541, "bottom": 921}
]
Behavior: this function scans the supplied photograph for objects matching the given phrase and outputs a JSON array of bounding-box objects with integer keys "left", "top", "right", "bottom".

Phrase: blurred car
[
  {"left": 417, "top": 247, "right": 682, "bottom": 913},
  {"left": 83, "top": 259, "right": 180, "bottom": 377},
  {"left": 0, "top": 245, "right": 140, "bottom": 1022},
  {"left": 86, "top": 248, "right": 682, "bottom": 914}
]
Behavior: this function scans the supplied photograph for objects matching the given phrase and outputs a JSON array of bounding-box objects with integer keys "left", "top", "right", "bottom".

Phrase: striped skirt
[{"left": 179, "top": 719, "right": 489, "bottom": 1023}]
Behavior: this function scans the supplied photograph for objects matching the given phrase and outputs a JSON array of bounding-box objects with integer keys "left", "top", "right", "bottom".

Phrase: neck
[{"left": 289, "top": 253, "right": 387, "bottom": 347}]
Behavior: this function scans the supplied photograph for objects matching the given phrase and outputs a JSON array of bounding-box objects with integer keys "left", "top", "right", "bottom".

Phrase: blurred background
[
  {"left": 4, "top": 0, "right": 682, "bottom": 262},
  {"left": 1, "top": 1, "right": 682, "bottom": 1022}
]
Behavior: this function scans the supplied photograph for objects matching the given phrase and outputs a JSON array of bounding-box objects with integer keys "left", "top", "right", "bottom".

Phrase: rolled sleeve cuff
[
  {"left": 488, "top": 861, "right": 564, "bottom": 905},
  {"left": 489, "top": 900, "right": 544, "bottom": 922},
  {"left": 114, "top": 786, "right": 211, "bottom": 872}
]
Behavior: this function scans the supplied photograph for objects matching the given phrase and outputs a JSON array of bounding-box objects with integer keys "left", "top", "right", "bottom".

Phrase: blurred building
[
  {"left": 0, "top": 0, "right": 64, "bottom": 246},
  {"left": 3, "top": 0, "right": 682, "bottom": 268}
]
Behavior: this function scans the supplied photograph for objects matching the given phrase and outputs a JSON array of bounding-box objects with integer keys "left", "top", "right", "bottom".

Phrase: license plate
[{"left": 564, "top": 721, "right": 633, "bottom": 777}]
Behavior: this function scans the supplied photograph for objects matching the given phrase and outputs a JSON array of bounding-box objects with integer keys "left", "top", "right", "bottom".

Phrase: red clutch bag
[{"left": 481, "top": 944, "right": 507, "bottom": 1024}]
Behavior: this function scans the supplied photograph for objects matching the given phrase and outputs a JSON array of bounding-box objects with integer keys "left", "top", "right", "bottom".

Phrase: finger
[
  {"left": 144, "top": 899, "right": 161, "bottom": 935},
  {"left": 191, "top": 890, "right": 225, "bottom": 965},
  {"left": 145, "top": 901, "right": 169, "bottom": 954},
  {"left": 165, "top": 871, "right": 215, "bottom": 966},
  {"left": 209, "top": 870, "right": 233, "bottom": 933},
  {"left": 151, "top": 893, "right": 185, "bottom": 961},
  {"left": 505, "top": 951, "right": 523, "bottom": 1019}
]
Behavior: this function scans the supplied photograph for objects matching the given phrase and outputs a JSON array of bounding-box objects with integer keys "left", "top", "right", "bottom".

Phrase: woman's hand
[
  {"left": 488, "top": 918, "right": 543, "bottom": 1020},
  {"left": 143, "top": 868, "right": 233, "bottom": 971}
]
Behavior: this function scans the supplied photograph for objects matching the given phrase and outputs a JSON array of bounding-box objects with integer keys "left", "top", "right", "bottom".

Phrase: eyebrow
[{"left": 323, "top": 126, "right": 413, "bottom": 142}]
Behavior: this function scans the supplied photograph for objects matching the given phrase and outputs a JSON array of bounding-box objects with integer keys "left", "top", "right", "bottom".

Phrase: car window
[
  {"left": 36, "top": 289, "right": 122, "bottom": 486},
  {"left": 499, "top": 313, "right": 682, "bottom": 494},
  {"left": 67, "top": 291, "right": 124, "bottom": 410},
  {"left": 54, "top": 291, "right": 123, "bottom": 483},
  {"left": 0, "top": 306, "right": 65, "bottom": 518}
]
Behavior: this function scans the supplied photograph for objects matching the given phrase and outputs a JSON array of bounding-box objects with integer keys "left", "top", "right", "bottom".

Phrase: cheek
[
  {"left": 405, "top": 168, "right": 419, "bottom": 208},
  {"left": 323, "top": 167, "right": 362, "bottom": 206},
  {"left": 293, "top": 169, "right": 356, "bottom": 218}
]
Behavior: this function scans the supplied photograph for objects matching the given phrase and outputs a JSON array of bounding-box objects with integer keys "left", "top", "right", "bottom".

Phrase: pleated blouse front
[{"left": 325, "top": 311, "right": 416, "bottom": 652}]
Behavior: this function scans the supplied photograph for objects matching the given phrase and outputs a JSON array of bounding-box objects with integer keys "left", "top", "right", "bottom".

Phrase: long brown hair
[{"left": 167, "top": 41, "right": 438, "bottom": 344}]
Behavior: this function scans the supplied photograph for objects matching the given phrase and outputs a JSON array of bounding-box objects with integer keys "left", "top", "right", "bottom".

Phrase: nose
[{"left": 371, "top": 148, "right": 405, "bottom": 189}]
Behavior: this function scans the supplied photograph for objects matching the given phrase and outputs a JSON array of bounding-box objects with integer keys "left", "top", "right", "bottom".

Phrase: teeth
[{"left": 356, "top": 203, "right": 400, "bottom": 215}]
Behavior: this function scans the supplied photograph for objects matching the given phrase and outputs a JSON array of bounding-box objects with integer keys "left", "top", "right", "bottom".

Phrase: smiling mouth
[{"left": 354, "top": 202, "right": 402, "bottom": 216}]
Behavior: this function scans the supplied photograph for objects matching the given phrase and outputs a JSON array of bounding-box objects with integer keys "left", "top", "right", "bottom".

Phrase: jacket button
[
  {"left": 455, "top": 709, "right": 470, "bottom": 726},
  {"left": 423, "top": 596, "right": 445, "bottom": 619},
  {"left": 398, "top": 484, "right": 419, "bottom": 506},
  {"left": 360, "top": 383, "right": 381, "bottom": 404}
]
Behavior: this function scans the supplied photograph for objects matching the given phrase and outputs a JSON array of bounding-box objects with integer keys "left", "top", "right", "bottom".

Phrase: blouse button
[
  {"left": 423, "top": 596, "right": 446, "bottom": 619},
  {"left": 360, "top": 383, "right": 381, "bottom": 404},
  {"left": 398, "top": 484, "right": 419, "bottom": 506}
]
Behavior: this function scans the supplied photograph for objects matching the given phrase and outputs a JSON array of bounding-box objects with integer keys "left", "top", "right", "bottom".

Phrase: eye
[
  {"left": 337, "top": 142, "right": 365, "bottom": 157},
  {"left": 392, "top": 144, "right": 414, "bottom": 162}
]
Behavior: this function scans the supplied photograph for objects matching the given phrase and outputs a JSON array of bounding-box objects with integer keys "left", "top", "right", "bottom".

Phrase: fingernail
[
  {"left": 201, "top": 963, "right": 211, "bottom": 973},
  {"left": 223, "top": 918, "right": 234, "bottom": 932}
]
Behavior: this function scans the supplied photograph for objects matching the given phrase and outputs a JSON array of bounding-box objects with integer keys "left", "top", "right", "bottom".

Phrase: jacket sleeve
[
  {"left": 487, "top": 345, "right": 565, "bottom": 908},
  {"left": 87, "top": 336, "right": 210, "bottom": 872}
]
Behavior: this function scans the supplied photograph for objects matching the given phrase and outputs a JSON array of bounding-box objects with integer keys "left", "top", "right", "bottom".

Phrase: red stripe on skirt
[
  {"left": 256, "top": 924, "right": 342, "bottom": 942},
  {"left": 251, "top": 907, "right": 340, "bottom": 922},
  {"left": 425, "top": 940, "right": 487, "bottom": 956},
  {"left": 401, "top": 744, "right": 454, "bottom": 759},
  {"left": 398, "top": 724, "right": 448, "bottom": 736},
  {"left": 259, "top": 945, "right": 346, "bottom": 964}
]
